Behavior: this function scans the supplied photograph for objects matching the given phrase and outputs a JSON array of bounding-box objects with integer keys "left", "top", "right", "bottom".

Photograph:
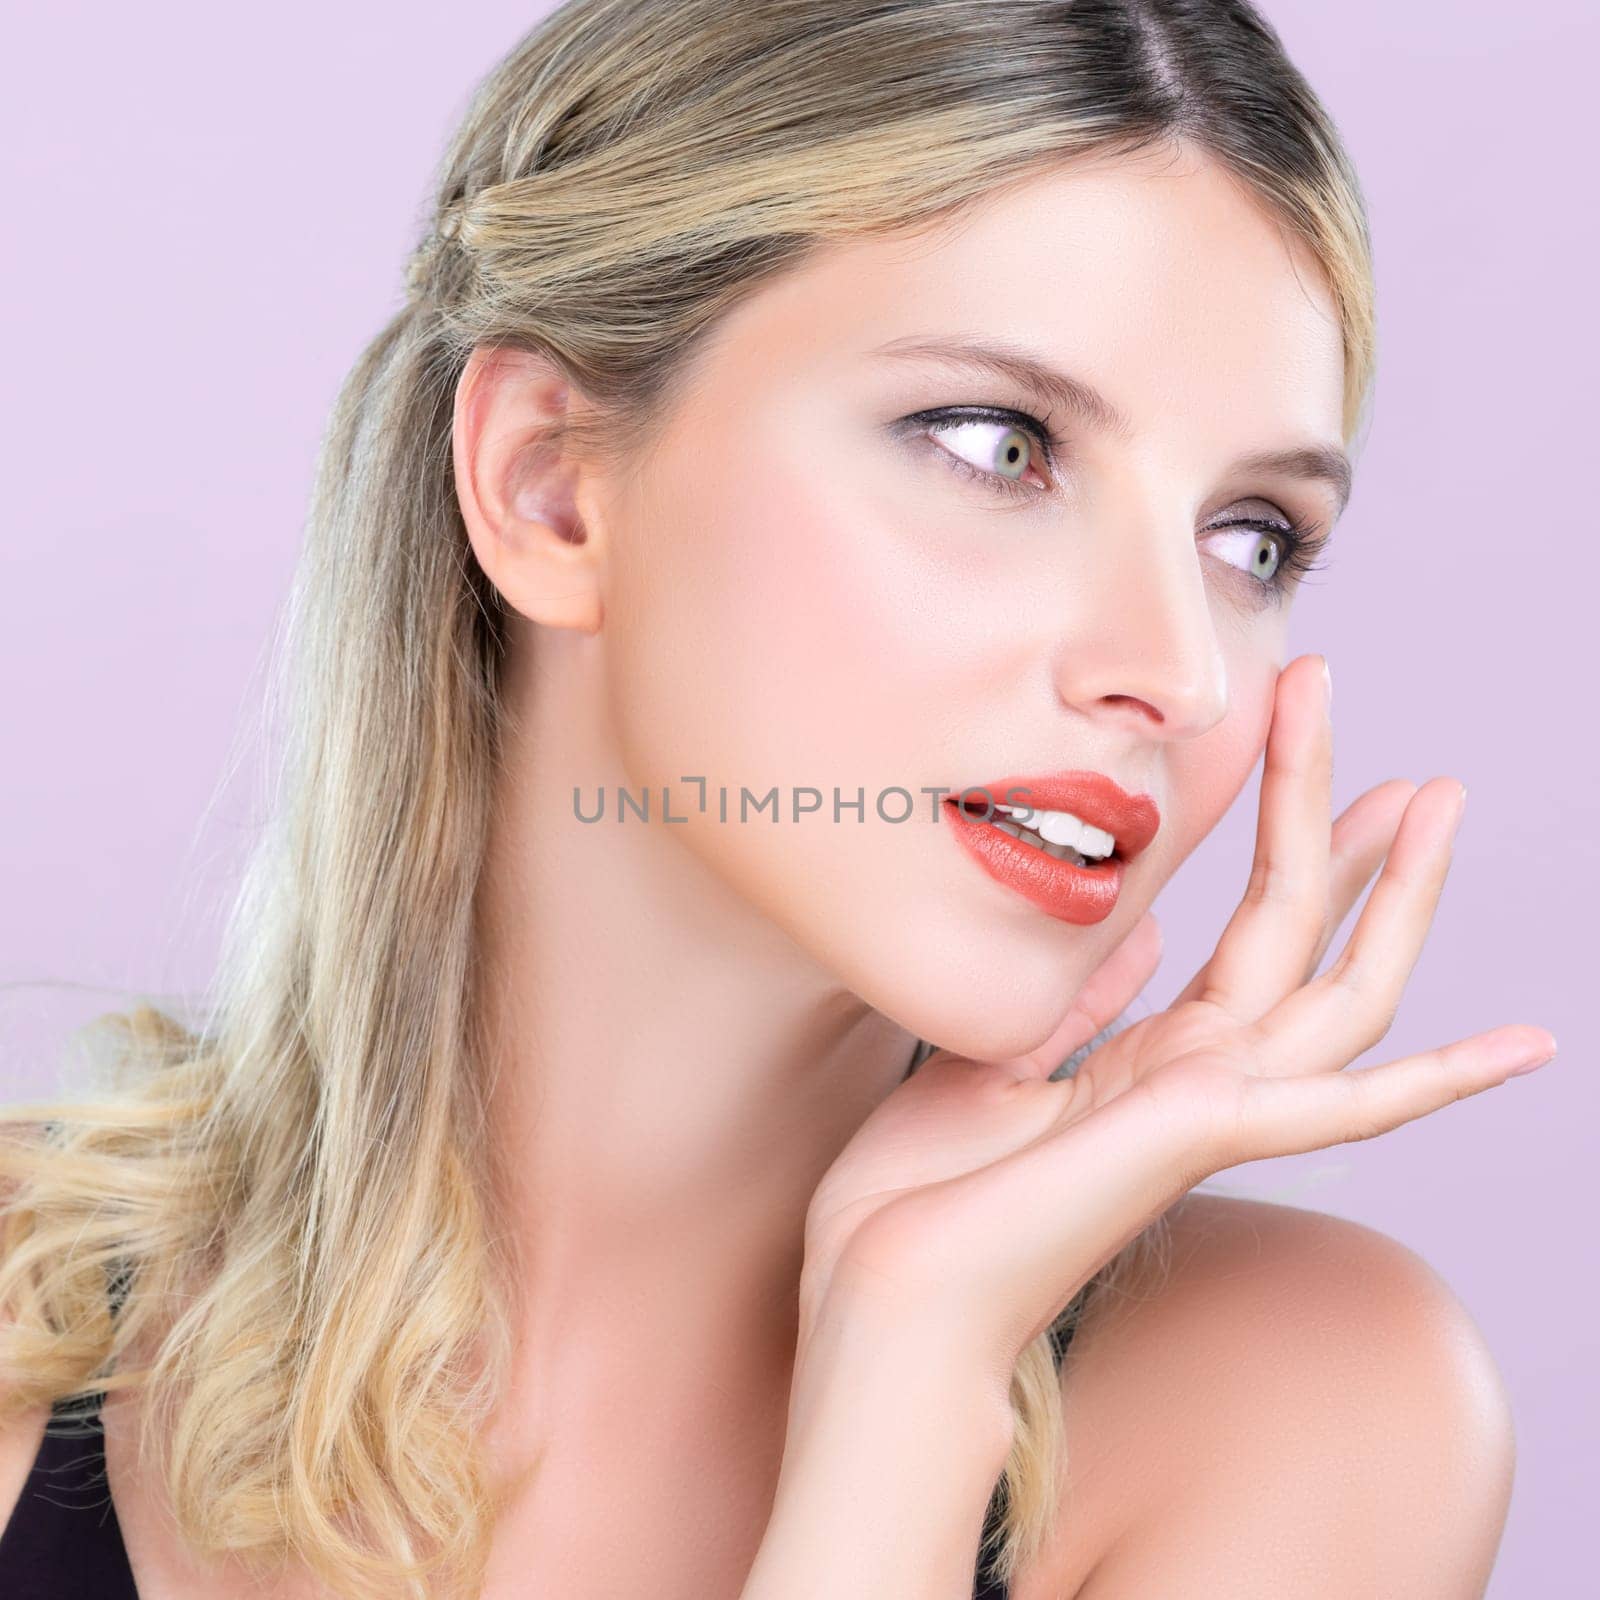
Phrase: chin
[{"left": 811, "top": 891, "right": 1126, "bottom": 1066}]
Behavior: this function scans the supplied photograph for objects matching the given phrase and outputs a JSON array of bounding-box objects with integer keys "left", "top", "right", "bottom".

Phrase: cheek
[
  {"left": 604, "top": 421, "right": 950, "bottom": 799},
  {"left": 597, "top": 417, "right": 1001, "bottom": 995},
  {"left": 1165, "top": 645, "right": 1279, "bottom": 867}
]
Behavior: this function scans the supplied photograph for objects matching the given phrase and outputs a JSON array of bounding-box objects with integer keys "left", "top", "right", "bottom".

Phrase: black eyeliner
[
  {"left": 896, "top": 403, "right": 1063, "bottom": 473},
  {"left": 895, "top": 402, "right": 1334, "bottom": 602}
]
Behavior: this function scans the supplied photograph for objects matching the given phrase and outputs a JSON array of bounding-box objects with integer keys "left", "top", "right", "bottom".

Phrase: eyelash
[{"left": 901, "top": 402, "right": 1333, "bottom": 602}]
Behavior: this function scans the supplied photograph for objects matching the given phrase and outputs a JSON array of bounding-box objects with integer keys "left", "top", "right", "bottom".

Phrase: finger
[
  {"left": 1173, "top": 775, "right": 1416, "bottom": 1009},
  {"left": 1310, "top": 778, "right": 1418, "bottom": 973},
  {"left": 1224, "top": 1023, "right": 1558, "bottom": 1163},
  {"left": 1190, "top": 654, "right": 1333, "bottom": 1020},
  {"left": 993, "top": 912, "right": 1163, "bottom": 1083},
  {"left": 1252, "top": 777, "right": 1467, "bottom": 1075},
  {"left": 911, "top": 1020, "right": 1553, "bottom": 1340}
]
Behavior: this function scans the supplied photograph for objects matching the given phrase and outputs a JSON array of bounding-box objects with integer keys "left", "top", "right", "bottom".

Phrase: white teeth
[
  {"left": 994, "top": 804, "right": 1116, "bottom": 860},
  {"left": 1036, "top": 811, "right": 1083, "bottom": 849},
  {"left": 1080, "top": 823, "right": 1115, "bottom": 857}
]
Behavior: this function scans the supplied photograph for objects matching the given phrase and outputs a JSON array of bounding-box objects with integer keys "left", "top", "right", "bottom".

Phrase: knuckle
[
  {"left": 1245, "top": 859, "right": 1315, "bottom": 913},
  {"left": 1339, "top": 1079, "right": 1387, "bottom": 1143},
  {"left": 1355, "top": 1005, "right": 1397, "bottom": 1055},
  {"left": 1328, "top": 957, "right": 1400, "bottom": 1042},
  {"left": 1139, "top": 1058, "right": 1244, "bottom": 1176}
]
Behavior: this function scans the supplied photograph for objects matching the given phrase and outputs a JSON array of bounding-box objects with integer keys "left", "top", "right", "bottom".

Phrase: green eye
[
  {"left": 1246, "top": 530, "right": 1281, "bottom": 582},
  {"left": 990, "top": 426, "right": 1033, "bottom": 480},
  {"left": 895, "top": 405, "right": 1057, "bottom": 502},
  {"left": 934, "top": 419, "right": 1036, "bottom": 481},
  {"left": 1205, "top": 524, "right": 1283, "bottom": 585},
  {"left": 1198, "top": 508, "right": 1332, "bottom": 607}
]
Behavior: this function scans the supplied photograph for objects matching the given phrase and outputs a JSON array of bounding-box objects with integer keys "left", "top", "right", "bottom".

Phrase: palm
[
  {"left": 799, "top": 656, "right": 1555, "bottom": 1360},
  {"left": 800, "top": 975, "right": 1242, "bottom": 1329}
]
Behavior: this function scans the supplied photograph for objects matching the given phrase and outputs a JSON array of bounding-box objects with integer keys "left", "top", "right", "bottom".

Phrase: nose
[{"left": 1050, "top": 511, "right": 1230, "bottom": 741}]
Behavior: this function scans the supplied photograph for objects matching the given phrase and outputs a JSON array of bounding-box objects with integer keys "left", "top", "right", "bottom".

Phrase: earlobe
[{"left": 452, "top": 344, "right": 606, "bottom": 634}]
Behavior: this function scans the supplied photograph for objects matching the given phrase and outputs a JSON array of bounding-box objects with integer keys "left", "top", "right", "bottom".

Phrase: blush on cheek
[
  {"left": 1166, "top": 671, "right": 1277, "bottom": 864},
  {"left": 611, "top": 448, "right": 894, "bottom": 806},
  {"left": 730, "top": 470, "right": 930, "bottom": 718}
]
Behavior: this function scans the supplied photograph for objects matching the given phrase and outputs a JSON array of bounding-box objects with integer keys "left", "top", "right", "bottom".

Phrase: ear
[{"left": 452, "top": 343, "right": 607, "bottom": 634}]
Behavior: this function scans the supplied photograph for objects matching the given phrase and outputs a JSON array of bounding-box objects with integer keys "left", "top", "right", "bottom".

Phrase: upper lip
[{"left": 948, "top": 769, "right": 1162, "bottom": 860}]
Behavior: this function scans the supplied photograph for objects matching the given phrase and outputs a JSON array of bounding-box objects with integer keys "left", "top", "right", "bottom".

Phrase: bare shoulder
[
  {"left": 0, "top": 1392, "right": 52, "bottom": 1539},
  {"left": 1017, "top": 1190, "right": 1516, "bottom": 1600}
]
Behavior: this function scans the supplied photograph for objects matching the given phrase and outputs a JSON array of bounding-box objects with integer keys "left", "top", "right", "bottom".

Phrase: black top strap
[
  {"left": 0, "top": 1264, "right": 1083, "bottom": 1599},
  {"left": 0, "top": 1252, "right": 141, "bottom": 1595},
  {"left": 0, "top": 1389, "right": 140, "bottom": 1598}
]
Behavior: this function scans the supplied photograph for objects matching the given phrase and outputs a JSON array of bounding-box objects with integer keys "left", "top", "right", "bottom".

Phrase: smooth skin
[
  {"left": 798, "top": 664, "right": 1548, "bottom": 1368},
  {"left": 0, "top": 139, "right": 1554, "bottom": 1597},
  {"left": 751, "top": 657, "right": 1545, "bottom": 1599}
]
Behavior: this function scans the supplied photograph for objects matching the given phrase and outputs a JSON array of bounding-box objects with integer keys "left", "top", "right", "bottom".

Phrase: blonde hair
[{"left": 0, "top": 2, "right": 1375, "bottom": 1595}]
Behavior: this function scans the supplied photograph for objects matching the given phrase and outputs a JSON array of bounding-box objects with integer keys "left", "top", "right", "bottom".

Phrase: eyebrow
[{"left": 870, "top": 333, "right": 1353, "bottom": 517}]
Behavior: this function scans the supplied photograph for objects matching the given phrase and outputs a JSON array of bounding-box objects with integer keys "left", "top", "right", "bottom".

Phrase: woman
[{"left": 0, "top": 1, "right": 1557, "bottom": 1596}]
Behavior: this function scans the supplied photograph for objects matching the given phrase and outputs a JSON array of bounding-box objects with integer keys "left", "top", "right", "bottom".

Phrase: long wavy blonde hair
[{"left": 0, "top": 2, "right": 1375, "bottom": 1595}]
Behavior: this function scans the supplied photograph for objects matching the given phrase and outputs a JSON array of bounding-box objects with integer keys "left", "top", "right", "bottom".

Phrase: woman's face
[{"left": 589, "top": 140, "right": 1349, "bottom": 1060}]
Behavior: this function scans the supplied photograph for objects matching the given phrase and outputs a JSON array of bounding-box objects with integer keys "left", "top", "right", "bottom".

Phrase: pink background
[{"left": 1, "top": 4, "right": 1591, "bottom": 1590}]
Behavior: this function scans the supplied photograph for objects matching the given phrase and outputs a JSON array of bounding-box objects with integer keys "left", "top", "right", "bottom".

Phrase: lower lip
[{"left": 942, "top": 799, "right": 1127, "bottom": 925}]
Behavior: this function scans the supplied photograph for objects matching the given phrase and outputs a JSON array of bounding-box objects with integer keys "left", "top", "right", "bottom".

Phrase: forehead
[{"left": 691, "top": 141, "right": 1346, "bottom": 451}]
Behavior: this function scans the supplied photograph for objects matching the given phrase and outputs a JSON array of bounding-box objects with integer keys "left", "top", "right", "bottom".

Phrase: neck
[{"left": 472, "top": 625, "right": 919, "bottom": 1468}]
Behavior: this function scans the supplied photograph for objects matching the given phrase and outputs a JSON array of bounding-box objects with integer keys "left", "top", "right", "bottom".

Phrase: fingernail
[
  {"left": 1320, "top": 657, "right": 1332, "bottom": 706},
  {"left": 1505, "top": 1041, "right": 1557, "bottom": 1079}
]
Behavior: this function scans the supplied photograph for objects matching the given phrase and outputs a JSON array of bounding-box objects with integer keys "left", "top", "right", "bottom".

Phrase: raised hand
[{"left": 797, "top": 654, "right": 1557, "bottom": 1374}]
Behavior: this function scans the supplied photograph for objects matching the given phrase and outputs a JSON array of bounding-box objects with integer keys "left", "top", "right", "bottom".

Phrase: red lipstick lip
[{"left": 945, "top": 771, "right": 1161, "bottom": 861}]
